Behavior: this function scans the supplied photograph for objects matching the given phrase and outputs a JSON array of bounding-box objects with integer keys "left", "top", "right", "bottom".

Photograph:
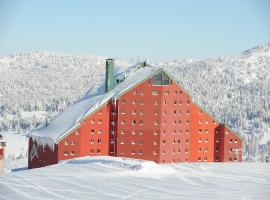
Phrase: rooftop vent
[{"left": 105, "top": 59, "right": 114, "bottom": 92}]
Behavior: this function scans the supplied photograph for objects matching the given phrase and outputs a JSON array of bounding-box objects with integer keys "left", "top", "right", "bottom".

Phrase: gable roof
[{"left": 29, "top": 62, "right": 243, "bottom": 144}]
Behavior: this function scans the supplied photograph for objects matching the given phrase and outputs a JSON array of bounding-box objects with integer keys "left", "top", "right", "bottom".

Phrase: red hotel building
[{"left": 28, "top": 59, "right": 243, "bottom": 169}]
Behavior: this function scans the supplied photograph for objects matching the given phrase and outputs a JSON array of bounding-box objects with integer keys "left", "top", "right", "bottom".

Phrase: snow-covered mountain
[
  {"left": 0, "top": 156, "right": 269, "bottom": 199},
  {"left": 0, "top": 43, "right": 269, "bottom": 163}
]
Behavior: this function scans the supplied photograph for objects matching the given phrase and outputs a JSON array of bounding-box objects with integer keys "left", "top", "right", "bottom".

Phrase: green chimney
[{"left": 105, "top": 58, "right": 114, "bottom": 92}]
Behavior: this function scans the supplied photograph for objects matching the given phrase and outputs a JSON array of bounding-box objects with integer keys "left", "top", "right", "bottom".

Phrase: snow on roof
[{"left": 29, "top": 64, "right": 160, "bottom": 144}]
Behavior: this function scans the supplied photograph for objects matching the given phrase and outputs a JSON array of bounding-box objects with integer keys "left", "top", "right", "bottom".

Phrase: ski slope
[{"left": 0, "top": 156, "right": 270, "bottom": 200}]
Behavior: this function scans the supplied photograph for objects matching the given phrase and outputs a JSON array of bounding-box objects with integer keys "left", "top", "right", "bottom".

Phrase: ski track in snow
[{"left": 0, "top": 157, "right": 270, "bottom": 200}]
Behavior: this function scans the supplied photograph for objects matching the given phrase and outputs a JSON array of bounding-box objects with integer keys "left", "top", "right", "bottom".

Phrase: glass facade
[{"left": 152, "top": 72, "right": 170, "bottom": 85}]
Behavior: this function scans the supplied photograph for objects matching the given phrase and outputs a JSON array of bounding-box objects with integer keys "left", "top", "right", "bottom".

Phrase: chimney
[{"left": 105, "top": 58, "right": 114, "bottom": 92}]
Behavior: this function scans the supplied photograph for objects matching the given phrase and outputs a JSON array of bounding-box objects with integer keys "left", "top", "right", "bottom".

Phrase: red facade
[{"left": 28, "top": 69, "right": 243, "bottom": 169}]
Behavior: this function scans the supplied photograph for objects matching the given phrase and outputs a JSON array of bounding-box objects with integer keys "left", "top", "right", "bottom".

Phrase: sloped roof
[
  {"left": 29, "top": 63, "right": 243, "bottom": 144},
  {"left": 29, "top": 64, "right": 161, "bottom": 143}
]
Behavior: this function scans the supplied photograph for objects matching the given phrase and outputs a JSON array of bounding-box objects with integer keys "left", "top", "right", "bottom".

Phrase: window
[
  {"left": 98, "top": 129, "right": 102, "bottom": 134},
  {"left": 229, "top": 148, "right": 233, "bottom": 153},
  {"left": 139, "top": 130, "right": 143, "bottom": 135},
  {"left": 174, "top": 91, "right": 177, "bottom": 95},
  {"left": 152, "top": 72, "right": 170, "bottom": 85},
  {"left": 90, "top": 119, "right": 95, "bottom": 124},
  {"left": 163, "top": 140, "right": 166, "bottom": 144},
  {"left": 120, "top": 140, "right": 125, "bottom": 144},
  {"left": 198, "top": 147, "right": 202, "bottom": 152},
  {"left": 121, "top": 99, "right": 126, "bottom": 104},
  {"left": 230, "top": 139, "right": 233, "bottom": 143},
  {"left": 121, "top": 110, "right": 126, "bottom": 114},
  {"left": 198, "top": 138, "right": 202, "bottom": 143},
  {"left": 173, "top": 130, "right": 176, "bottom": 134},
  {"left": 186, "top": 110, "right": 190, "bottom": 115},
  {"left": 163, "top": 91, "right": 169, "bottom": 95},
  {"left": 163, "top": 120, "right": 167, "bottom": 125},
  {"left": 173, "top": 139, "right": 176, "bottom": 144},
  {"left": 90, "top": 138, "right": 94, "bottom": 144},
  {"left": 186, "top": 120, "right": 189, "bottom": 124},
  {"left": 98, "top": 109, "right": 102, "bottom": 114},
  {"left": 154, "top": 100, "right": 158, "bottom": 105},
  {"left": 64, "top": 151, "right": 69, "bottom": 156},
  {"left": 140, "top": 99, "right": 144, "bottom": 105},
  {"left": 154, "top": 110, "right": 159, "bottom": 115},
  {"left": 71, "top": 140, "right": 75, "bottom": 145},
  {"left": 90, "top": 129, "right": 95, "bottom": 134},
  {"left": 98, "top": 119, "right": 102, "bottom": 124},
  {"left": 98, "top": 139, "right": 101, "bottom": 144},
  {"left": 138, "top": 150, "right": 143, "bottom": 155},
  {"left": 110, "top": 139, "right": 114, "bottom": 144},
  {"left": 154, "top": 130, "right": 158, "bottom": 135},
  {"left": 153, "top": 150, "right": 157, "bottom": 155},
  {"left": 132, "top": 99, "right": 136, "bottom": 105},
  {"left": 199, "top": 120, "right": 203, "bottom": 124},
  {"left": 120, "top": 150, "right": 125, "bottom": 155},
  {"left": 205, "top": 138, "right": 209, "bottom": 143},
  {"left": 139, "top": 120, "right": 144, "bottom": 125},
  {"left": 132, "top": 120, "right": 136, "bottom": 125},
  {"left": 70, "top": 151, "right": 75, "bottom": 156},
  {"left": 163, "top": 110, "right": 167, "bottom": 115},
  {"left": 178, "top": 139, "right": 181, "bottom": 143},
  {"left": 163, "top": 100, "right": 167, "bottom": 105},
  {"left": 90, "top": 149, "right": 94, "bottom": 154},
  {"left": 132, "top": 90, "right": 137, "bottom": 95},
  {"left": 179, "top": 90, "right": 183, "bottom": 95},
  {"left": 179, "top": 100, "right": 182, "bottom": 105},
  {"left": 132, "top": 110, "right": 136, "bottom": 115},
  {"left": 131, "top": 150, "right": 135, "bottom": 155},
  {"left": 138, "top": 140, "right": 143, "bottom": 145},
  {"left": 174, "top": 100, "right": 177, "bottom": 104},
  {"left": 162, "top": 150, "right": 166, "bottom": 155},
  {"left": 205, "top": 129, "right": 208, "bottom": 133},
  {"left": 205, "top": 120, "right": 208, "bottom": 124},
  {"left": 198, "top": 157, "right": 201, "bottom": 161},
  {"left": 132, "top": 130, "right": 136, "bottom": 135},
  {"left": 153, "top": 140, "right": 158, "bottom": 145},
  {"left": 75, "top": 130, "right": 79, "bottom": 135},
  {"left": 154, "top": 120, "right": 158, "bottom": 125},
  {"left": 215, "top": 147, "right": 219, "bottom": 152},
  {"left": 235, "top": 139, "right": 238, "bottom": 143},
  {"left": 204, "top": 147, "right": 208, "bottom": 152},
  {"left": 65, "top": 141, "right": 69, "bottom": 145},
  {"left": 174, "top": 120, "right": 177, "bottom": 125},
  {"left": 97, "top": 149, "right": 101, "bottom": 154},
  {"left": 120, "top": 120, "right": 125, "bottom": 125},
  {"left": 174, "top": 110, "right": 177, "bottom": 115},
  {"left": 140, "top": 110, "right": 144, "bottom": 115},
  {"left": 120, "top": 130, "right": 125, "bottom": 135},
  {"left": 140, "top": 90, "right": 144, "bottom": 95},
  {"left": 199, "top": 129, "right": 202, "bottom": 134},
  {"left": 199, "top": 110, "right": 203, "bottom": 114},
  {"left": 225, "top": 131, "right": 229, "bottom": 135},
  {"left": 152, "top": 90, "right": 159, "bottom": 96},
  {"left": 204, "top": 157, "right": 208, "bottom": 161},
  {"left": 131, "top": 140, "right": 136, "bottom": 145}
]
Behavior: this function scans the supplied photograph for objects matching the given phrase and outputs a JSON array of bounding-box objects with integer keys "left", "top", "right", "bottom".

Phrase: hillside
[
  {"left": 0, "top": 156, "right": 269, "bottom": 199},
  {"left": 0, "top": 43, "right": 270, "bottom": 165}
]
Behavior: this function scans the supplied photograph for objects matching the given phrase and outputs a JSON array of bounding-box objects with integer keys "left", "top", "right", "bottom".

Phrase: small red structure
[
  {"left": 0, "top": 141, "right": 6, "bottom": 174},
  {"left": 28, "top": 60, "right": 243, "bottom": 169}
]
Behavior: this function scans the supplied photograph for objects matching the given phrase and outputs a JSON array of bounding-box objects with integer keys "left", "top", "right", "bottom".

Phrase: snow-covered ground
[
  {"left": 0, "top": 132, "right": 28, "bottom": 172},
  {"left": 0, "top": 156, "right": 269, "bottom": 200}
]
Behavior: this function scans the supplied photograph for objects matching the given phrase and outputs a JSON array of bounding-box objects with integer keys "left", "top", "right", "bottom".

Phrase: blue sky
[{"left": 0, "top": 0, "right": 270, "bottom": 61}]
